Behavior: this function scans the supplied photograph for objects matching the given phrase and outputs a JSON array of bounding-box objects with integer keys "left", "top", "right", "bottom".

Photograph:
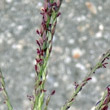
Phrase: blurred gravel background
[{"left": 0, "top": 0, "right": 110, "bottom": 110}]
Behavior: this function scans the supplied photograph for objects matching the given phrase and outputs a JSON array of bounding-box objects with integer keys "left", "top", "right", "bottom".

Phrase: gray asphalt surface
[{"left": 0, "top": 0, "right": 110, "bottom": 110}]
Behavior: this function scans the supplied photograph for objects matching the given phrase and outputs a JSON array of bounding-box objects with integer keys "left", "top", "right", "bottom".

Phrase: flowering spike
[{"left": 33, "top": 0, "right": 63, "bottom": 109}]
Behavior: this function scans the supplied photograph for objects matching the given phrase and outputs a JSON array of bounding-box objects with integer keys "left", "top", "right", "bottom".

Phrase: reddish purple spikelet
[
  {"left": 74, "top": 82, "right": 79, "bottom": 90},
  {"left": 36, "top": 58, "right": 43, "bottom": 65},
  {"left": 36, "top": 40, "right": 40, "bottom": 47},
  {"left": 41, "top": 89, "right": 47, "bottom": 93},
  {"left": 51, "top": 2, "right": 57, "bottom": 7},
  {"left": 86, "top": 77, "right": 92, "bottom": 81},
  {"left": 42, "top": 32, "right": 47, "bottom": 40},
  {"left": 49, "top": 45, "right": 52, "bottom": 53},
  {"left": 102, "top": 64, "right": 107, "bottom": 68},
  {"left": 40, "top": 25, "right": 44, "bottom": 35},
  {"left": 39, "top": 81, "right": 42, "bottom": 86},
  {"left": 101, "top": 105, "right": 108, "bottom": 110},
  {"left": 37, "top": 48, "right": 40, "bottom": 54},
  {"left": 39, "top": 38, "right": 44, "bottom": 45},
  {"left": 51, "top": 90, "right": 55, "bottom": 95},
  {"left": 107, "top": 87, "right": 110, "bottom": 96},
  {"left": 56, "top": 12, "right": 61, "bottom": 17},
  {"left": 44, "top": 13, "right": 48, "bottom": 22},
  {"left": 27, "top": 95, "right": 34, "bottom": 101},
  {"left": 69, "top": 98, "right": 74, "bottom": 102},
  {"left": 35, "top": 65, "right": 37, "bottom": 72},
  {"left": 36, "top": 30, "right": 40, "bottom": 35},
  {"left": 37, "top": 49, "right": 44, "bottom": 56}
]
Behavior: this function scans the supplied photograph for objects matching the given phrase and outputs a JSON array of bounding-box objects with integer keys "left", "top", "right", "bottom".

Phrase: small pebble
[
  {"left": 79, "top": 36, "right": 87, "bottom": 43},
  {"left": 64, "top": 56, "right": 71, "bottom": 64},
  {"left": 96, "top": 86, "right": 100, "bottom": 91},
  {"left": 91, "top": 107, "right": 95, "bottom": 110},
  {"left": 7, "top": 38, "right": 14, "bottom": 44},
  {"left": 12, "top": 44, "right": 23, "bottom": 51},
  {"left": 86, "top": 63, "right": 91, "bottom": 68},
  {"left": 91, "top": 76, "right": 97, "bottom": 83},
  {"left": 77, "top": 16, "right": 86, "bottom": 22},
  {"left": 53, "top": 46, "right": 63, "bottom": 53},
  {"left": 68, "top": 13, "right": 74, "bottom": 18},
  {"left": 72, "top": 48, "right": 84, "bottom": 59},
  {"left": 17, "top": 25, "right": 24, "bottom": 31},
  {"left": 85, "top": 2, "right": 97, "bottom": 14},
  {"left": 0, "top": 38, "right": 3, "bottom": 44},
  {"left": 54, "top": 82, "right": 59, "bottom": 87},
  {"left": 37, "top": 2, "right": 43, "bottom": 7},
  {"left": 23, "top": 100, "right": 30, "bottom": 110},
  {"left": 76, "top": 63, "right": 85, "bottom": 70},
  {"left": 95, "top": 31, "right": 102, "bottom": 38},
  {"left": 77, "top": 24, "right": 90, "bottom": 32},
  {"left": 6, "top": 0, "right": 12, "bottom": 3},
  {"left": 62, "top": 75, "right": 68, "bottom": 81},
  {"left": 6, "top": 32, "right": 12, "bottom": 38},
  {"left": 75, "top": 63, "right": 85, "bottom": 70},
  {"left": 99, "top": 24, "right": 104, "bottom": 31},
  {"left": 68, "top": 39, "right": 74, "bottom": 44},
  {"left": 30, "top": 73, "right": 35, "bottom": 78},
  {"left": 98, "top": 6, "right": 103, "bottom": 11}
]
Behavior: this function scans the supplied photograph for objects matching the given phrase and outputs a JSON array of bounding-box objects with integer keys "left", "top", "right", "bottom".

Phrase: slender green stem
[{"left": 0, "top": 68, "right": 13, "bottom": 110}]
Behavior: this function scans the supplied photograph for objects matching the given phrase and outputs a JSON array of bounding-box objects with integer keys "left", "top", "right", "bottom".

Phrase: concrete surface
[{"left": 0, "top": 0, "right": 110, "bottom": 110}]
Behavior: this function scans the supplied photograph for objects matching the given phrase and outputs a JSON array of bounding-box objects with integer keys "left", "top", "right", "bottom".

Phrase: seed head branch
[{"left": 61, "top": 50, "right": 110, "bottom": 110}]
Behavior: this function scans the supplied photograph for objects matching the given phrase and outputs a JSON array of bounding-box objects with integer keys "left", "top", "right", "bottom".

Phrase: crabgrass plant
[{"left": 0, "top": 0, "right": 110, "bottom": 110}]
